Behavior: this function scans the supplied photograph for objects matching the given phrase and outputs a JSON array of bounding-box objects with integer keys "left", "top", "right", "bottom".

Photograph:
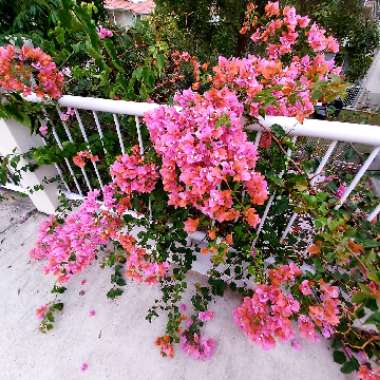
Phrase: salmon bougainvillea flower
[
  {"left": 245, "top": 208, "right": 260, "bottom": 229},
  {"left": 35, "top": 304, "right": 49, "bottom": 320},
  {"left": 265, "top": 1, "right": 280, "bottom": 17},
  {"left": 73, "top": 150, "right": 99, "bottom": 168},
  {"left": 184, "top": 218, "right": 200, "bottom": 233}
]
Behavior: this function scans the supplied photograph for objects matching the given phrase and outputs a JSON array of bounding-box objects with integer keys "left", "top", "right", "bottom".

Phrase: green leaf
[
  {"left": 340, "top": 358, "right": 359, "bottom": 374},
  {"left": 53, "top": 302, "right": 64, "bottom": 311},
  {"left": 51, "top": 285, "right": 67, "bottom": 294},
  {"left": 333, "top": 350, "right": 346, "bottom": 364},
  {"left": 208, "top": 278, "right": 226, "bottom": 297},
  {"left": 106, "top": 287, "right": 124, "bottom": 300}
]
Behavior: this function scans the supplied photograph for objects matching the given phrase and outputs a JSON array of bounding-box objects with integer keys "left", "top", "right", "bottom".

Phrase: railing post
[{"left": 0, "top": 118, "right": 59, "bottom": 214}]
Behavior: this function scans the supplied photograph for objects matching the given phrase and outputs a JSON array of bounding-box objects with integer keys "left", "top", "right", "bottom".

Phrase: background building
[{"left": 104, "top": 0, "right": 155, "bottom": 30}]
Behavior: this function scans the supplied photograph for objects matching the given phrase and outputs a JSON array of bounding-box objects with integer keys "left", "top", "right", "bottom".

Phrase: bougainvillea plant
[
  {"left": 1, "top": 2, "right": 379, "bottom": 379},
  {"left": 0, "top": 44, "right": 63, "bottom": 99}
]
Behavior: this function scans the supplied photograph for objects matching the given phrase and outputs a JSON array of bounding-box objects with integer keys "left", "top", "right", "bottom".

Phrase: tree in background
[
  {"left": 0, "top": 0, "right": 106, "bottom": 39},
  {"left": 154, "top": 0, "right": 268, "bottom": 61}
]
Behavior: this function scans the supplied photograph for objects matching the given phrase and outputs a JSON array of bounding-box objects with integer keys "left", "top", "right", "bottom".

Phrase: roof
[{"left": 104, "top": 0, "right": 155, "bottom": 15}]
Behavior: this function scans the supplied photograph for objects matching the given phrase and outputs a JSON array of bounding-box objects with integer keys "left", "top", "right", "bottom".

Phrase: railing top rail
[
  {"left": 58, "top": 95, "right": 160, "bottom": 116},
  {"left": 28, "top": 94, "right": 380, "bottom": 146},
  {"left": 255, "top": 116, "right": 380, "bottom": 146}
]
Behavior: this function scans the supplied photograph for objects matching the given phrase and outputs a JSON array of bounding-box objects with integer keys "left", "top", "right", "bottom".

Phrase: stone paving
[{"left": 0, "top": 189, "right": 350, "bottom": 380}]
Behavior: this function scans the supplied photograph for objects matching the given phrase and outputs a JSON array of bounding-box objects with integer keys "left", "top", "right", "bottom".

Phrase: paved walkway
[{"left": 0, "top": 189, "right": 349, "bottom": 380}]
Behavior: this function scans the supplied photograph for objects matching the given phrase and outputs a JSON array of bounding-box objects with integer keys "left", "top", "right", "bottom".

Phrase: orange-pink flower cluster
[
  {"left": 73, "top": 150, "right": 99, "bottom": 168},
  {"left": 234, "top": 264, "right": 341, "bottom": 349},
  {"left": 242, "top": 2, "right": 339, "bottom": 59},
  {"left": 0, "top": 44, "right": 63, "bottom": 98},
  {"left": 117, "top": 234, "right": 169, "bottom": 285}
]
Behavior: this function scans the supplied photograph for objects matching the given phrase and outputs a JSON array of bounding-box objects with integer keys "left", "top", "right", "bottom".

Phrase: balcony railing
[{"left": 0, "top": 95, "right": 379, "bottom": 235}]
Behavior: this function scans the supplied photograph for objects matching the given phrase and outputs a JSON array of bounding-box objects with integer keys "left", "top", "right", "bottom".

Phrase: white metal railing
[{"left": 0, "top": 95, "right": 379, "bottom": 232}]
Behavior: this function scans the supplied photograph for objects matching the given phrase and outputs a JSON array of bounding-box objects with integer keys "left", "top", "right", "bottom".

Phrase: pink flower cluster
[
  {"left": 36, "top": 304, "right": 49, "bottom": 320},
  {"left": 73, "top": 150, "right": 99, "bottom": 168},
  {"left": 180, "top": 333, "right": 216, "bottom": 360},
  {"left": 145, "top": 87, "right": 268, "bottom": 223},
  {"left": 243, "top": 2, "right": 339, "bottom": 59},
  {"left": 233, "top": 283, "right": 300, "bottom": 350},
  {"left": 155, "top": 336, "right": 175, "bottom": 358},
  {"left": 234, "top": 264, "right": 341, "bottom": 349},
  {"left": 0, "top": 44, "right": 63, "bottom": 98},
  {"left": 97, "top": 26, "right": 113, "bottom": 39},
  {"left": 31, "top": 146, "right": 162, "bottom": 285},
  {"left": 30, "top": 191, "right": 118, "bottom": 283},
  {"left": 110, "top": 145, "right": 159, "bottom": 194},
  {"left": 117, "top": 234, "right": 169, "bottom": 285},
  {"left": 308, "top": 280, "right": 340, "bottom": 338}
]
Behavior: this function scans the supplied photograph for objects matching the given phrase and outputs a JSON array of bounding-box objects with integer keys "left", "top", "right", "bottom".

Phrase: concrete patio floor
[{"left": 0, "top": 189, "right": 350, "bottom": 380}]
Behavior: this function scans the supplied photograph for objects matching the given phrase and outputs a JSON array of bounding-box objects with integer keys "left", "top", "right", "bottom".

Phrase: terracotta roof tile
[{"left": 104, "top": 0, "right": 155, "bottom": 15}]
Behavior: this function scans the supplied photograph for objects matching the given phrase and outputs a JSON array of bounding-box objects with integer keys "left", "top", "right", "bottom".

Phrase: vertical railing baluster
[
  {"left": 335, "top": 146, "right": 380, "bottom": 209},
  {"left": 56, "top": 106, "right": 92, "bottom": 192},
  {"left": 281, "top": 140, "right": 339, "bottom": 243},
  {"left": 135, "top": 116, "right": 145, "bottom": 155},
  {"left": 310, "top": 141, "right": 338, "bottom": 186},
  {"left": 41, "top": 136, "right": 70, "bottom": 193},
  {"left": 254, "top": 131, "right": 262, "bottom": 148},
  {"left": 52, "top": 127, "right": 83, "bottom": 196},
  {"left": 367, "top": 203, "right": 380, "bottom": 222},
  {"left": 74, "top": 109, "right": 104, "bottom": 188},
  {"left": 252, "top": 136, "right": 297, "bottom": 247},
  {"left": 92, "top": 111, "right": 107, "bottom": 154},
  {"left": 113, "top": 114, "right": 125, "bottom": 154}
]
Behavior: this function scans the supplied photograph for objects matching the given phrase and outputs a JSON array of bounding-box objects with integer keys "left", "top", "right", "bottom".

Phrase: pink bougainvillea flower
[
  {"left": 335, "top": 183, "right": 346, "bottom": 199},
  {"left": 291, "top": 340, "right": 301, "bottom": 351},
  {"left": 110, "top": 145, "right": 159, "bottom": 194},
  {"left": 265, "top": 1, "right": 280, "bottom": 17},
  {"left": 89, "top": 310, "right": 96, "bottom": 317},
  {"left": 180, "top": 333, "right": 216, "bottom": 360},
  {"left": 234, "top": 284, "right": 300, "bottom": 350},
  {"left": 179, "top": 303, "right": 187, "bottom": 313},
  {"left": 299, "top": 280, "right": 313, "bottom": 296},
  {"left": 36, "top": 304, "right": 49, "bottom": 320},
  {"left": 97, "top": 26, "right": 113, "bottom": 39},
  {"left": 198, "top": 310, "right": 215, "bottom": 322},
  {"left": 30, "top": 190, "right": 119, "bottom": 283},
  {"left": 268, "top": 263, "right": 301, "bottom": 286},
  {"left": 80, "top": 362, "right": 89, "bottom": 372},
  {"left": 297, "top": 315, "right": 319, "bottom": 342},
  {"left": 117, "top": 234, "right": 169, "bottom": 285},
  {"left": 326, "top": 36, "right": 340, "bottom": 54},
  {"left": 39, "top": 121, "right": 48, "bottom": 136}
]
